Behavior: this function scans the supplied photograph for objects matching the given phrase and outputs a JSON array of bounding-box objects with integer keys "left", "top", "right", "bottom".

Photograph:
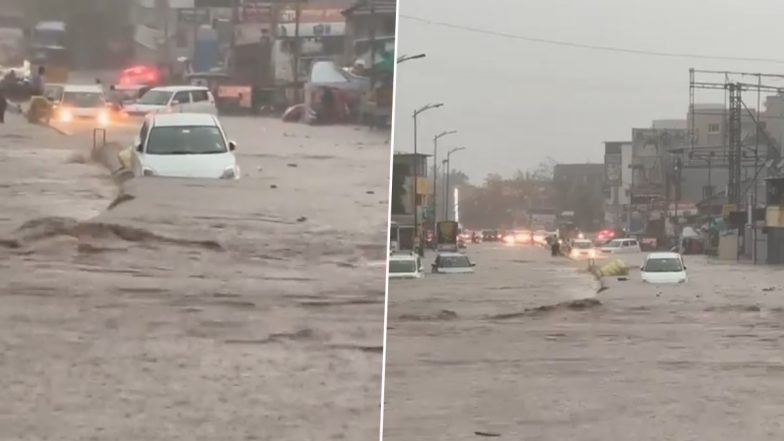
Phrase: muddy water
[
  {"left": 384, "top": 245, "right": 784, "bottom": 441},
  {"left": 0, "top": 114, "right": 389, "bottom": 440}
]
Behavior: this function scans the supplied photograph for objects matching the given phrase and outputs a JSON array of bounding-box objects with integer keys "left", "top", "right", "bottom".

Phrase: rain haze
[{"left": 394, "top": 0, "right": 784, "bottom": 181}]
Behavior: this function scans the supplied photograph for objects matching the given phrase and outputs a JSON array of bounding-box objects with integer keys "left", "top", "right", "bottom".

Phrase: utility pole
[
  {"left": 433, "top": 130, "right": 457, "bottom": 226},
  {"left": 158, "top": 0, "right": 171, "bottom": 77},
  {"left": 368, "top": 0, "right": 376, "bottom": 89},
  {"left": 412, "top": 103, "right": 444, "bottom": 254},
  {"left": 443, "top": 159, "right": 450, "bottom": 221},
  {"left": 230, "top": 0, "right": 239, "bottom": 74},
  {"left": 292, "top": 0, "right": 302, "bottom": 103},
  {"left": 269, "top": 0, "right": 281, "bottom": 88}
]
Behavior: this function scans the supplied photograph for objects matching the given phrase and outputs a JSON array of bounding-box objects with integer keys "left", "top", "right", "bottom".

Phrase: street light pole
[
  {"left": 412, "top": 103, "right": 444, "bottom": 254},
  {"left": 433, "top": 130, "right": 457, "bottom": 225},
  {"left": 397, "top": 53, "right": 426, "bottom": 64},
  {"left": 443, "top": 147, "right": 466, "bottom": 221}
]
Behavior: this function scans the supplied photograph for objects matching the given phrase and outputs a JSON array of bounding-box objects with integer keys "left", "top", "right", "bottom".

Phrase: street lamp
[
  {"left": 444, "top": 147, "right": 467, "bottom": 221},
  {"left": 433, "top": 130, "right": 457, "bottom": 224},
  {"left": 397, "top": 53, "right": 426, "bottom": 64},
  {"left": 412, "top": 103, "right": 444, "bottom": 254}
]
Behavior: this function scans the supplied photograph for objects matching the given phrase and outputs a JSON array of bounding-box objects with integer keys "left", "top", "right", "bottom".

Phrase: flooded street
[
  {"left": 384, "top": 244, "right": 784, "bottom": 441},
  {"left": 0, "top": 112, "right": 388, "bottom": 440}
]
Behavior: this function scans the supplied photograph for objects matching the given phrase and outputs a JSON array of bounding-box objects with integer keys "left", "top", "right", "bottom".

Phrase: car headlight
[
  {"left": 142, "top": 168, "right": 156, "bottom": 176},
  {"left": 59, "top": 109, "right": 72, "bottom": 122},
  {"left": 221, "top": 167, "right": 238, "bottom": 179},
  {"left": 678, "top": 279, "right": 686, "bottom": 284},
  {"left": 97, "top": 111, "right": 109, "bottom": 127}
]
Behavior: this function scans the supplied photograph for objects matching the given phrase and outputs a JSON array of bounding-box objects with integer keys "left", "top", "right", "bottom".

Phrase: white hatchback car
[
  {"left": 130, "top": 113, "right": 240, "bottom": 180},
  {"left": 124, "top": 86, "right": 217, "bottom": 117},
  {"left": 600, "top": 238, "right": 642, "bottom": 255},
  {"left": 388, "top": 252, "right": 424, "bottom": 279},
  {"left": 641, "top": 252, "right": 688, "bottom": 284}
]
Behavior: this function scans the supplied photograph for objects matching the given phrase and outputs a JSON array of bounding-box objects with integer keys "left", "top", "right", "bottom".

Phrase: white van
[
  {"left": 124, "top": 86, "right": 217, "bottom": 116},
  {"left": 600, "top": 238, "right": 642, "bottom": 255}
]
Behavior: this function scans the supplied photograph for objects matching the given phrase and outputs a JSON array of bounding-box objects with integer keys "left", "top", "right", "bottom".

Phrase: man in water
[
  {"left": 30, "top": 66, "right": 46, "bottom": 96},
  {"left": 0, "top": 87, "right": 7, "bottom": 123}
]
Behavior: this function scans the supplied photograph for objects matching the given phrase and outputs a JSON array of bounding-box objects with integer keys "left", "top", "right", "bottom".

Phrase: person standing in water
[{"left": 0, "top": 87, "right": 7, "bottom": 123}]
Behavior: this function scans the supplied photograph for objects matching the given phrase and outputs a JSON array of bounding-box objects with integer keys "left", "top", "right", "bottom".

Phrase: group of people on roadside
[{"left": 0, "top": 65, "right": 47, "bottom": 123}]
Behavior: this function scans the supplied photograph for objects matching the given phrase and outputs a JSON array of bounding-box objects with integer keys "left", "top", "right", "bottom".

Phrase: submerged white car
[
  {"left": 432, "top": 252, "right": 475, "bottom": 274},
  {"left": 388, "top": 252, "right": 424, "bottom": 279},
  {"left": 130, "top": 113, "right": 240, "bottom": 179},
  {"left": 641, "top": 252, "right": 688, "bottom": 284}
]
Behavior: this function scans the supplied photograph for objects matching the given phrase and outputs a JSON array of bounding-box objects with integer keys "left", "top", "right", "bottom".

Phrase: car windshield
[
  {"left": 389, "top": 260, "right": 417, "bottom": 273},
  {"left": 574, "top": 241, "right": 592, "bottom": 249},
  {"left": 61, "top": 91, "right": 104, "bottom": 108},
  {"left": 606, "top": 239, "right": 623, "bottom": 248},
  {"left": 311, "top": 61, "right": 350, "bottom": 83},
  {"left": 438, "top": 255, "right": 471, "bottom": 268},
  {"left": 146, "top": 126, "right": 227, "bottom": 155},
  {"left": 644, "top": 258, "right": 683, "bottom": 272},
  {"left": 44, "top": 86, "right": 63, "bottom": 102},
  {"left": 138, "top": 90, "right": 172, "bottom": 105}
]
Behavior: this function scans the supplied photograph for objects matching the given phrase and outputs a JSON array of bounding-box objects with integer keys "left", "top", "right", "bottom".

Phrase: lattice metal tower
[{"left": 727, "top": 82, "right": 743, "bottom": 206}]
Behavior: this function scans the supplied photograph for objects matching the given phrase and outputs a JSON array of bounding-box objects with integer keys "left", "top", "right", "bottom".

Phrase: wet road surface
[
  {"left": 0, "top": 112, "right": 389, "bottom": 440},
  {"left": 384, "top": 244, "right": 784, "bottom": 441}
]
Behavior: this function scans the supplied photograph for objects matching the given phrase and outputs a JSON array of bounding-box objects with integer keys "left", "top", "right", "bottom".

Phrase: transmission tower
[{"left": 727, "top": 82, "right": 743, "bottom": 206}]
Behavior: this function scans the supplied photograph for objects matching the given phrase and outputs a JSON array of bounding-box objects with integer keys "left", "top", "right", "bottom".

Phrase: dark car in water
[{"left": 481, "top": 229, "right": 501, "bottom": 242}]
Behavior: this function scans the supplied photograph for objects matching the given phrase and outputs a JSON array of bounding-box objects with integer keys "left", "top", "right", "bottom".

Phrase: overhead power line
[{"left": 400, "top": 14, "right": 784, "bottom": 65}]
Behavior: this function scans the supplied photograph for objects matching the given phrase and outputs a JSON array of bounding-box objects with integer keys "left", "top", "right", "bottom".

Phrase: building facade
[
  {"left": 603, "top": 141, "right": 632, "bottom": 228},
  {"left": 391, "top": 153, "right": 429, "bottom": 226}
]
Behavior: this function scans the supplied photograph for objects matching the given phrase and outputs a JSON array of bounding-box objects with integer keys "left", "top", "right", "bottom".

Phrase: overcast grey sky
[{"left": 392, "top": 0, "right": 784, "bottom": 182}]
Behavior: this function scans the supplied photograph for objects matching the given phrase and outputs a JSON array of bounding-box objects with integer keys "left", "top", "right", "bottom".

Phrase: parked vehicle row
[{"left": 388, "top": 250, "right": 476, "bottom": 279}]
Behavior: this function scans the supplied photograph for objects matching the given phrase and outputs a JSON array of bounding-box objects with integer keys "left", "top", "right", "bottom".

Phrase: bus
[{"left": 29, "top": 21, "right": 69, "bottom": 83}]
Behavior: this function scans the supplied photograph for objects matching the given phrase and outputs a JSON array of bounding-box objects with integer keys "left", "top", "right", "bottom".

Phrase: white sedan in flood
[
  {"left": 431, "top": 252, "right": 475, "bottom": 274},
  {"left": 641, "top": 252, "right": 688, "bottom": 284},
  {"left": 130, "top": 113, "right": 240, "bottom": 179}
]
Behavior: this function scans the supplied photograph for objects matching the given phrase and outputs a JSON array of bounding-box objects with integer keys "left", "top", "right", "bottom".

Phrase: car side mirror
[
  {"left": 683, "top": 265, "right": 687, "bottom": 270},
  {"left": 228, "top": 140, "right": 237, "bottom": 151},
  {"left": 135, "top": 142, "right": 143, "bottom": 153},
  {"left": 471, "top": 263, "right": 477, "bottom": 267}
]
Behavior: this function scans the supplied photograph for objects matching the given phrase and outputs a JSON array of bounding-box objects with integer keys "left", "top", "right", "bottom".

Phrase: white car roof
[
  {"left": 437, "top": 252, "right": 466, "bottom": 257},
  {"left": 389, "top": 252, "right": 417, "bottom": 261},
  {"left": 150, "top": 113, "right": 219, "bottom": 127},
  {"left": 150, "top": 85, "right": 209, "bottom": 92},
  {"left": 574, "top": 239, "right": 593, "bottom": 244},
  {"left": 646, "top": 252, "right": 681, "bottom": 259},
  {"left": 62, "top": 84, "right": 104, "bottom": 93}
]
